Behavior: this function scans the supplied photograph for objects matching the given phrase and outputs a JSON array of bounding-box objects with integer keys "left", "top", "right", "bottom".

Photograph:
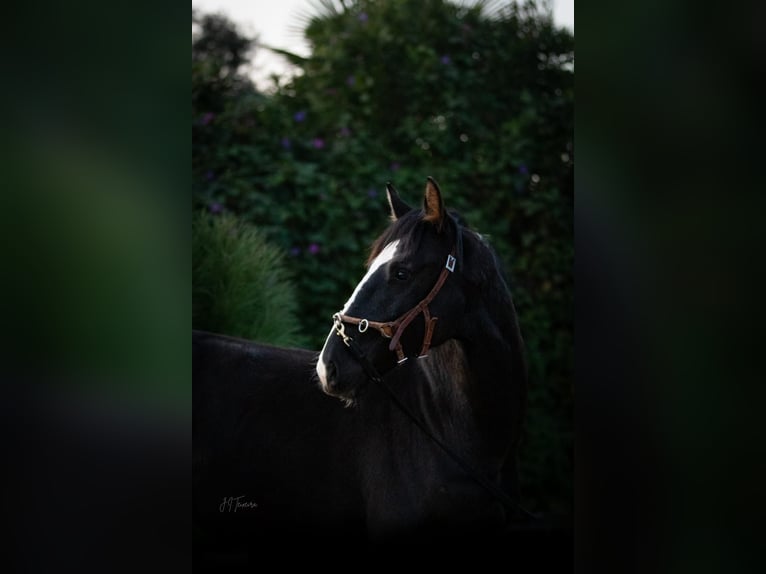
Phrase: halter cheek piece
[
  {"left": 332, "top": 230, "right": 460, "bottom": 363},
  {"left": 333, "top": 251, "right": 456, "bottom": 363}
]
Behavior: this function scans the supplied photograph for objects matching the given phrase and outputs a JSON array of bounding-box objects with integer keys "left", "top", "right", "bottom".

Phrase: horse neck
[
  {"left": 355, "top": 341, "right": 481, "bottom": 519},
  {"left": 413, "top": 339, "right": 477, "bottom": 447},
  {"left": 459, "top": 280, "right": 527, "bottom": 464},
  {"left": 366, "top": 329, "right": 518, "bottom": 469},
  {"left": 354, "top": 323, "right": 523, "bottom": 525},
  {"left": 453, "top": 232, "right": 526, "bottom": 454}
]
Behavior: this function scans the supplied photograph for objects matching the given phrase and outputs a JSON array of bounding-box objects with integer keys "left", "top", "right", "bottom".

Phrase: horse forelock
[{"left": 365, "top": 210, "right": 424, "bottom": 267}]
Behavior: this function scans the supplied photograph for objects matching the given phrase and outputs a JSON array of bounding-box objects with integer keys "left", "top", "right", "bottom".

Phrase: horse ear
[
  {"left": 386, "top": 182, "right": 412, "bottom": 221},
  {"left": 423, "top": 176, "right": 446, "bottom": 231}
]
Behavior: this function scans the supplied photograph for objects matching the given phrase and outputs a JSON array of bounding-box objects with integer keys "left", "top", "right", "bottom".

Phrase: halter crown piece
[{"left": 332, "top": 244, "right": 458, "bottom": 364}]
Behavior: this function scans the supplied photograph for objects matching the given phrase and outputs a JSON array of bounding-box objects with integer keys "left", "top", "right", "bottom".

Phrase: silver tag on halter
[
  {"left": 358, "top": 319, "right": 369, "bottom": 333},
  {"left": 445, "top": 254, "right": 456, "bottom": 272}
]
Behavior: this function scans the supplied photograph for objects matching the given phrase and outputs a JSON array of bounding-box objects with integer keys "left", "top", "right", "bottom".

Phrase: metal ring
[{"left": 358, "top": 319, "right": 369, "bottom": 333}]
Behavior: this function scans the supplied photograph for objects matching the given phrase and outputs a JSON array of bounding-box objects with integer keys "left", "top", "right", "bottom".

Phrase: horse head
[{"left": 317, "top": 177, "right": 473, "bottom": 403}]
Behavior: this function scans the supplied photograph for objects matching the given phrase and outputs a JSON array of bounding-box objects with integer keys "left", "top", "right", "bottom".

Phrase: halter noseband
[{"left": 332, "top": 243, "right": 459, "bottom": 364}]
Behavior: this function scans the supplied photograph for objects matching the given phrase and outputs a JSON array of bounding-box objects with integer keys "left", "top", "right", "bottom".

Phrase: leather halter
[{"left": 332, "top": 248, "right": 457, "bottom": 363}]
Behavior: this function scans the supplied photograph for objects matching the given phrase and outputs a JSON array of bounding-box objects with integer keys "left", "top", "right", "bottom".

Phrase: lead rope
[{"left": 336, "top": 331, "right": 537, "bottom": 521}]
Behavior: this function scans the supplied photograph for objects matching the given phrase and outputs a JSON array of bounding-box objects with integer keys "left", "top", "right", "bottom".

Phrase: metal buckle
[
  {"left": 332, "top": 313, "right": 352, "bottom": 347},
  {"left": 445, "top": 254, "right": 456, "bottom": 272},
  {"left": 358, "top": 319, "right": 369, "bottom": 333}
]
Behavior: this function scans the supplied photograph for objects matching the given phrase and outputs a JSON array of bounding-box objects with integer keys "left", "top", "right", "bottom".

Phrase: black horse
[{"left": 193, "top": 178, "right": 527, "bottom": 552}]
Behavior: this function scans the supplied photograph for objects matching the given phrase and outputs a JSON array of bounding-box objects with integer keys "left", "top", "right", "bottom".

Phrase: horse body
[
  {"left": 193, "top": 178, "right": 527, "bottom": 549},
  {"left": 193, "top": 333, "right": 365, "bottom": 544}
]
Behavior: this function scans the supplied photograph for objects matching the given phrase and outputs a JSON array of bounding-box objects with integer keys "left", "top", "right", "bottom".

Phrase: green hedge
[
  {"left": 192, "top": 0, "right": 572, "bottom": 515},
  {"left": 192, "top": 212, "right": 305, "bottom": 348}
]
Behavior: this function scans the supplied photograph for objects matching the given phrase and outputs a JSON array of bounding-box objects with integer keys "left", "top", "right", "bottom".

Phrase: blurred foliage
[
  {"left": 192, "top": 1, "right": 572, "bottom": 514},
  {"left": 192, "top": 212, "right": 306, "bottom": 348}
]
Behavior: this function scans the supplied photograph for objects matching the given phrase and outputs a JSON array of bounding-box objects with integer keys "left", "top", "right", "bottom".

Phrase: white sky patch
[{"left": 192, "top": 0, "right": 573, "bottom": 90}]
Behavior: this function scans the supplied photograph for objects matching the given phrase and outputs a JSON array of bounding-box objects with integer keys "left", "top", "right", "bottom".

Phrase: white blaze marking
[
  {"left": 340, "top": 240, "right": 400, "bottom": 314},
  {"left": 316, "top": 240, "right": 400, "bottom": 390}
]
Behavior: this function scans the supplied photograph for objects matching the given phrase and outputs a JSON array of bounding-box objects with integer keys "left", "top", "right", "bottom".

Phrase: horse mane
[{"left": 463, "top": 230, "right": 522, "bottom": 343}]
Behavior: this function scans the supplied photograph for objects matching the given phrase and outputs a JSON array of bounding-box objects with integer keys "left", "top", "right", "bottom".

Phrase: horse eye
[{"left": 395, "top": 268, "right": 410, "bottom": 281}]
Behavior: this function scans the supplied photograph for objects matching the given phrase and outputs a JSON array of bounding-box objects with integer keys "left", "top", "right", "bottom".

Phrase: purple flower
[
  {"left": 367, "top": 188, "right": 378, "bottom": 198},
  {"left": 281, "top": 137, "right": 291, "bottom": 149},
  {"left": 293, "top": 110, "right": 307, "bottom": 122},
  {"left": 518, "top": 164, "right": 529, "bottom": 175},
  {"left": 308, "top": 243, "right": 321, "bottom": 255},
  {"left": 339, "top": 126, "right": 351, "bottom": 137},
  {"left": 390, "top": 162, "right": 401, "bottom": 171},
  {"left": 346, "top": 75, "right": 355, "bottom": 86},
  {"left": 440, "top": 55, "right": 451, "bottom": 65},
  {"left": 312, "top": 138, "right": 325, "bottom": 149},
  {"left": 358, "top": 12, "right": 368, "bottom": 22},
  {"left": 209, "top": 202, "right": 223, "bottom": 214},
  {"left": 205, "top": 170, "right": 215, "bottom": 181},
  {"left": 201, "top": 112, "right": 215, "bottom": 126},
  {"left": 289, "top": 247, "right": 301, "bottom": 256}
]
